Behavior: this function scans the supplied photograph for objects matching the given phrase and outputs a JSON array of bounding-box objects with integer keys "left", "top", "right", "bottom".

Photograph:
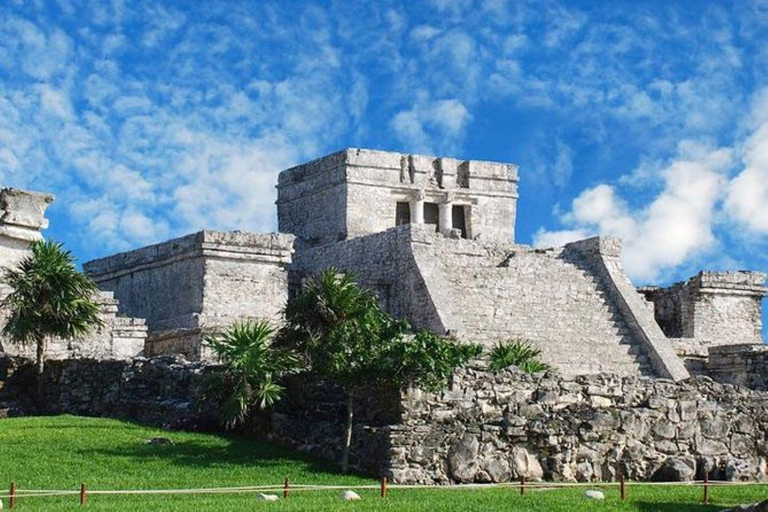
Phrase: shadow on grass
[
  {"left": 636, "top": 503, "right": 725, "bottom": 512},
  {"left": 79, "top": 435, "right": 355, "bottom": 480}
]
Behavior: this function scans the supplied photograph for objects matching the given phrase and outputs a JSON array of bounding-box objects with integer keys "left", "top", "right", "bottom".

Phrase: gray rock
[
  {"left": 482, "top": 457, "right": 511, "bottom": 483},
  {"left": 510, "top": 446, "right": 544, "bottom": 481},
  {"left": 448, "top": 433, "right": 479, "bottom": 483},
  {"left": 653, "top": 456, "right": 696, "bottom": 482}
]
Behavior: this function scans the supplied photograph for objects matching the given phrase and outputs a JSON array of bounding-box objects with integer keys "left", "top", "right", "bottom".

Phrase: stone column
[
  {"left": 410, "top": 190, "right": 425, "bottom": 224},
  {"left": 439, "top": 192, "right": 454, "bottom": 235},
  {"left": 0, "top": 188, "right": 54, "bottom": 270}
]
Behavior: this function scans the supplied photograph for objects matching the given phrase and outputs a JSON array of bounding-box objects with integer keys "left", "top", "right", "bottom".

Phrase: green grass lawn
[{"left": 0, "top": 416, "right": 766, "bottom": 511}]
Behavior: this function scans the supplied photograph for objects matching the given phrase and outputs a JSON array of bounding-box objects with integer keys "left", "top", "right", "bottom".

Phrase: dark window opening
[
  {"left": 424, "top": 202, "right": 440, "bottom": 231},
  {"left": 452, "top": 205, "right": 468, "bottom": 238},
  {"left": 457, "top": 162, "right": 470, "bottom": 188},
  {"left": 395, "top": 202, "right": 411, "bottom": 226}
]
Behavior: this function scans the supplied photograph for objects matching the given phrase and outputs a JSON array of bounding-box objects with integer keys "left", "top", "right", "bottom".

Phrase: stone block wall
[
  {"left": 707, "top": 344, "right": 768, "bottom": 390},
  {"left": 641, "top": 272, "right": 766, "bottom": 346},
  {"left": 290, "top": 224, "right": 445, "bottom": 333},
  {"left": 277, "top": 148, "right": 519, "bottom": 248},
  {"left": 84, "top": 231, "right": 294, "bottom": 360},
  {"left": 4, "top": 354, "right": 768, "bottom": 486},
  {"left": 276, "top": 151, "right": 349, "bottom": 248},
  {"left": 388, "top": 368, "right": 768, "bottom": 484},
  {"left": 0, "top": 291, "right": 147, "bottom": 360},
  {"left": 0, "top": 355, "right": 217, "bottom": 429}
]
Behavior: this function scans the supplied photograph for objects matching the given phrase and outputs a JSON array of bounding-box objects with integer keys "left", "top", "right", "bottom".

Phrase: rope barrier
[{"left": 1, "top": 479, "right": 767, "bottom": 501}]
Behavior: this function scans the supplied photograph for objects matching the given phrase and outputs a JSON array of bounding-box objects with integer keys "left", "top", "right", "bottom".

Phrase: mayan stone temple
[
  {"left": 1, "top": 148, "right": 768, "bottom": 484},
  {"left": 76, "top": 148, "right": 764, "bottom": 381}
]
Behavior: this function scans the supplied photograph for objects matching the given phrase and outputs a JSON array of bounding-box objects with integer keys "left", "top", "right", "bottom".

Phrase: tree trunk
[
  {"left": 341, "top": 391, "right": 354, "bottom": 474},
  {"left": 35, "top": 334, "right": 47, "bottom": 406}
]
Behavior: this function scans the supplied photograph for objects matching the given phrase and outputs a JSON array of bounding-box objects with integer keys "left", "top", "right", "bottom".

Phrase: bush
[
  {"left": 205, "top": 320, "right": 299, "bottom": 429},
  {"left": 488, "top": 339, "right": 551, "bottom": 374}
]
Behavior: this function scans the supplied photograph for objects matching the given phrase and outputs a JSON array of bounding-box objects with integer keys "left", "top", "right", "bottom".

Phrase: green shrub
[
  {"left": 205, "top": 320, "right": 299, "bottom": 429},
  {"left": 488, "top": 339, "right": 551, "bottom": 374}
]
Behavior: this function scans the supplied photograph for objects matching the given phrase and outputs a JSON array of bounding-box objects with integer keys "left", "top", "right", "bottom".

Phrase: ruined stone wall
[
  {"left": 276, "top": 151, "right": 348, "bottom": 248},
  {"left": 707, "top": 344, "right": 768, "bottom": 391},
  {"left": 84, "top": 233, "right": 209, "bottom": 331},
  {"left": 277, "top": 148, "right": 519, "bottom": 248},
  {"left": 0, "top": 188, "right": 54, "bottom": 268},
  {"left": 642, "top": 272, "right": 765, "bottom": 346},
  {"left": 290, "top": 224, "right": 445, "bottom": 333},
  {"left": 4, "top": 354, "right": 768, "bottom": 485},
  {"left": 0, "top": 355, "right": 216, "bottom": 428},
  {"left": 84, "top": 231, "right": 294, "bottom": 360},
  {"left": 388, "top": 368, "right": 768, "bottom": 484},
  {"left": 0, "top": 291, "right": 147, "bottom": 361}
]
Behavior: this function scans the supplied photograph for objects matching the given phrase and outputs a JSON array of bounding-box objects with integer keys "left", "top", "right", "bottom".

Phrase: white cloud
[
  {"left": 391, "top": 93, "right": 471, "bottom": 154},
  {"left": 410, "top": 25, "right": 441, "bottom": 41},
  {"left": 725, "top": 123, "right": 768, "bottom": 234},
  {"left": 535, "top": 145, "right": 733, "bottom": 282},
  {"left": 37, "top": 84, "right": 74, "bottom": 120}
]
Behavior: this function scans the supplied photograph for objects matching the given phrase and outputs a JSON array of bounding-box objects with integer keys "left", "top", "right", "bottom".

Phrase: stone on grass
[
  {"left": 257, "top": 493, "right": 279, "bottom": 501},
  {"left": 583, "top": 490, "right": 605, "bottom": 500},
  {"left": 340, "top": 490, "right": 361, "bottom": 500}
]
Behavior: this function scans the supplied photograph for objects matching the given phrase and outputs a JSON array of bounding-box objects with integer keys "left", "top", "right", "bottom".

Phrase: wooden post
[
  {"left": 703, "top": 474, "right": 709, "bottom": 504},
  {"left": 9, "top": 481, "right": 16, "bottom": 510},
  {"left": 381, "top": 476, "right": 387, "bottom": 499},
  {"left": 620, "top": 474, "right": 626, "bottom": 501},
  {"left": 283, "top": 477, "right": 289, "bottom": 499},
  {"left": 79, "top": 483, "right": 87, "bottom": 506},
  {"left": 520, "top": 476, "right": 526, "bottom": 496}
]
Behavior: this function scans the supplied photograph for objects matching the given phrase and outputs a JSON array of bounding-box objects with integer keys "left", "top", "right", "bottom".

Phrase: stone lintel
[
  {"left": 693, "top": 271, "right": 767, "bottom": 297},
  {"left": 84, "top": 230, "right": 295, "bottom": 281},
  {"left": 277, "top": 148, "right": 520, "bottom": 189}
]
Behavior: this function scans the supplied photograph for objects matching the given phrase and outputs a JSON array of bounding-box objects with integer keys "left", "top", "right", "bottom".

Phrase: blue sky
[{"left": 1, "top": 0, "right": 767, "bottom": 331}]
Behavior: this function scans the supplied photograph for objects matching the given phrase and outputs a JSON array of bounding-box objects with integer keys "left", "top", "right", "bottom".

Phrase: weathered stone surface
[
  {"left": 0, "top": 189, "right": 147, "bottom": 361},
  {"left": 83, "top": 231, "right": 295, "bottom": 361},
  {"left": 448, "top": 433, "right": 480, "bottom": 483},
  {"left": 276, "top": 148, "right": 519, "bottom": 248},
  {"left": 654, "top": 456, "right": 696, "bottom": 482},
  {"left": 510, "top": 446, "right": 544, "bottom": 481}
]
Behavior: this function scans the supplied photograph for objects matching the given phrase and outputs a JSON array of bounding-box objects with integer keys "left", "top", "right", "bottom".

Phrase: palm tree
[
  {"left": 280, "top": 269, "right": 482, "bottom": 473},
  {"left": 206, "top": 320, "right": 299, "bottom": 429},
  {"left": 1, "top": 240, "right": 104, "bottom": 394}
]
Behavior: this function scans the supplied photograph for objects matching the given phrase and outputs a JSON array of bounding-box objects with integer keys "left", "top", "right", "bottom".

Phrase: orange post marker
[
  {"left": 703, "top": 474, "right": 709, "bottom": 504},
  {"left": 381, "top": 476, "right": 387, "bottom": 499},
  {"left": 9, "top": 481, "right": 16, "bottom": 510},
  {"left": 620, "top": 474, "right": 626, "bottom": 501},
  {"left": 283, "top": 477, "right": 289, "bottom": 499},
  {"left": 80, "top": 483, "right": 87, "bottom": 506}
]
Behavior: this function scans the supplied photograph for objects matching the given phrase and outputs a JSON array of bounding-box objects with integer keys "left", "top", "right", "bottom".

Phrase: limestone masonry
[
  {"left": 0, "top": 148, "right": 764, "bottom": 381},
  {"left": 1, "top": 148, "right": 768, "bottom": 484}
]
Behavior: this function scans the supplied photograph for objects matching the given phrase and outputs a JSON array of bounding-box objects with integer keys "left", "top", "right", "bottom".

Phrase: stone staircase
[{"left": 434, "top": 245, "right": 653, "bottom": 377}]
